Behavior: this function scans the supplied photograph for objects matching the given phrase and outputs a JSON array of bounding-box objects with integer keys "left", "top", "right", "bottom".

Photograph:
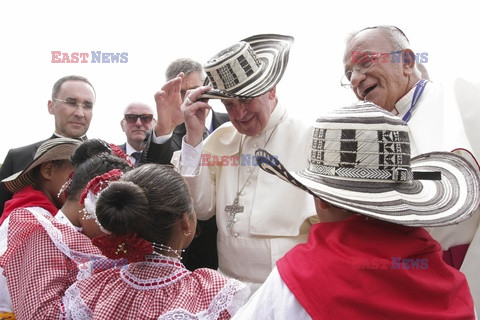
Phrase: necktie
[{"left": 131, "top": 152, "right": 142, "bottom": 165}]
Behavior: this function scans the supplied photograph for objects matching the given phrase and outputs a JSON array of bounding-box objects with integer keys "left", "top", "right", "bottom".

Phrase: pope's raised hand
[
  {"left": 182, "top": 86, "right": 212, "bottom": 147},
  {"left": 153, "top": 74, "right": 185, "bottom": 136}
]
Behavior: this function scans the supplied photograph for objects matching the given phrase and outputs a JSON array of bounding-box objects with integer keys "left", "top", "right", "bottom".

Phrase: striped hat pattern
[
  {"left": 2, "top": 138, "right": 81, "bottom": 193},
  {"left": 200, "top": 34, "right": 293, "bottom": 99},
  {"left": 256, "top": 101, "right": 480, "bottom": 227}
]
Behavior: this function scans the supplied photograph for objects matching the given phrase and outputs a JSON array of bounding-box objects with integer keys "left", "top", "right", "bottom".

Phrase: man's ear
[
  {"left": 402, "top": 49, "right": 416, "bottom": 76},
  {"left": 120, "top": 119, "right": 126, "bottom": 132},
  {"left": 48, "top": 100, "right": 55, "bottom": 115},
  {"left": 268, "top": 86, "right": 277, "bottom": 99},
  {"left": 40, "top": 161, "right": 54, "bottom": 180}
]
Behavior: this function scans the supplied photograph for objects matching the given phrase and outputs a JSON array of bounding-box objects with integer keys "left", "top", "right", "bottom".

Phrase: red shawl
[
  {"left": 277, "top": 215, "right": 475, "bottom": 320},
  {"left": 0, "top": 185, "right": 58, "bottom": 225}
]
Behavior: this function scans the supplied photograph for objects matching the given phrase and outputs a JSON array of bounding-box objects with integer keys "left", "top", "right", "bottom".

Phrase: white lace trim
[
  {"left": 158, "top": 279, "right": 249, "bottom": 320},
  {"left": 61, "top": 283, "right": 93, "bottom": 320},
  {"left": 59, "top": 276, "right": 248, "bottom": 319},
  {"left": 28, "top": 207, "right": 103, "bottom": 279},
  {"left": 0, "top": 215, "right": 10, "bottom": 256},
  {"left": 120, "top": 256, "right": 190, "bottom": 290}
]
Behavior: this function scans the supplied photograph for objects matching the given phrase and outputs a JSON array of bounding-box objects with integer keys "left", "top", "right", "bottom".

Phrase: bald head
[
  {"left": 121, "top": 102, "right": 155, "bottom": 151},
  {"left": 343, "top": 26, "right": 420, "bottom": 111}
]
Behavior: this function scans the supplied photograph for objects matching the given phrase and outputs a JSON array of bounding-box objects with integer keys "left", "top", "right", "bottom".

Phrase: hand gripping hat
[
  {"left": 200, "top": 34, "right": 293, "bottom": 99},
  {"left": 2, "top": 138, "right": 81, "bottom": 193},
  {"left": 255, "top": 101, "right": 480, "bottom": 227}
]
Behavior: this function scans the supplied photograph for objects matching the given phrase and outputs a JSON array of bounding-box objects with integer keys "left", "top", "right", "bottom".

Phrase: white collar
[
  {"left": 205, "top": 109, "right": 213, "bottom": 131},
  {"left": 55, "top": 209, "right": 82, "bottom": 232},
  {"left": 125, "top": 143, "right": 142, "bottom": 155},
  {"left": 393, "top": 80, "right": 423, "bottom": 118}
]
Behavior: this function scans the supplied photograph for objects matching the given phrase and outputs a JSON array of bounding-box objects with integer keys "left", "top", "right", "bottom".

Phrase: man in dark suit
[
  {"left": 119, "top": 102, "right": 156, "bottom": 166},
  {"left": 144, "top": 58, "right": 229, "bottom": 164},
  {"left": 0, "top": 75, "right": 95, "bottom": 215},
  {"left": 143, "top": 58, "right": 229, "bottom": 271}
]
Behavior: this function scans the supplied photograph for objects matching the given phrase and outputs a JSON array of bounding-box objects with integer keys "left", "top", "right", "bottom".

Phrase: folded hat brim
[
  {"left": 256, "top": 149, "right": 480, "bottom": 227},
  {"left": 2, "top": 141, "right": 79, "bottom": 193},
  {"left": 200, "top": 34, "right": 293, "bottom": 99}
]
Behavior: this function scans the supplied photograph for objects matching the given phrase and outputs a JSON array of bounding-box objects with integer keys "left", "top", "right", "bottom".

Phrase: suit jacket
[
  {"left": 118, "top": 143, "right": 144, "bottom": 167},
  {"left": 118, "top": 143, "right": 127, "bottom": 153},
  {"left": 144, "top": 110, "right": 230, "bottom": 165},
  {"left": 0, "top": 135, "right": 56, "bottom": 215},
  {"left": 143, "top": 110, "right": 229, "bottom": 271}
]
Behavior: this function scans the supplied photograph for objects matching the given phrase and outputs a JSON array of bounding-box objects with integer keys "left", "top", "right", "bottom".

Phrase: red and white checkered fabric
[
  {"left": 62, "top": 255, "right": 249, "bottom": 319},
  {"left": 0, "top": 207, "right": 103, "bottom": 319}
]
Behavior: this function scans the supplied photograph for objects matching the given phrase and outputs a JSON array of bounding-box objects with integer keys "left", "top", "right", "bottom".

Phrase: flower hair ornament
[
  {"left": 92, "top": 233, "right": 186, "bottom": 263},
  {"left": 79, "top": 169, "right": 124, "bottom": 225},
  {"left": 108, "top": 143, "right": 135, "bottom": 167},
  {"left": 92, "top": 233, "right": 154, "bottom": 263}
]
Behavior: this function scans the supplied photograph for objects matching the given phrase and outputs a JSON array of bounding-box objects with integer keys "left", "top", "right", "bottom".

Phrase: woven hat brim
[
  {"left": 200, "top": 34, "right": 293, "bottom": 99},
  {"left": 2, "top": 141, "right": 80, "bottom": 193},
  {"left": 256, "top": 149, "right": 480, "bottom": 227}
]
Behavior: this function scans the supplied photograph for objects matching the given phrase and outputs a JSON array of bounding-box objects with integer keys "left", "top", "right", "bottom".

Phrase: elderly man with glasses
[
  {"left": 342, "top": 25, "right": 480, "bottom": 313},
  {"left": 119, "top": 102, "right": 156, "bottom": 166},
  {"left": 0, "top": 75, "right": 95, "bottom": 216}
]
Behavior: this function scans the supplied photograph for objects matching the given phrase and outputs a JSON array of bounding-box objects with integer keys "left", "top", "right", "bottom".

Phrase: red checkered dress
[
  {"left": 0, "top": 207, "right": 104, "bottom": 319},
  {"left": 61, "top": 255, "right": 249, "bottom": 319}
]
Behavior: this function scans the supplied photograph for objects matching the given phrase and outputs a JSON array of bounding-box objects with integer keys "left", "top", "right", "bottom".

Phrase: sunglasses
[{"left": 124, "top": 114, "right": 154, "bottom": 124}]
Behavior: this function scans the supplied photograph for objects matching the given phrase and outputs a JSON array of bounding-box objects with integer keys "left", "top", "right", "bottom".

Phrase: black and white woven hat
[
  {"left": 200, "top": 34, "right": 293, "bottom": 99},
  {"left": 2, "top": 138, "right": 81, "bottom": 193},
  {"left": 256, "top": 101, "right": 480, "bottom": 227}
]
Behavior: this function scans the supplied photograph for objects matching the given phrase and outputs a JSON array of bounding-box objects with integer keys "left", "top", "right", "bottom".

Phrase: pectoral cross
[{"left": 225, "top": 197, "right": 244, "bottom": 229}]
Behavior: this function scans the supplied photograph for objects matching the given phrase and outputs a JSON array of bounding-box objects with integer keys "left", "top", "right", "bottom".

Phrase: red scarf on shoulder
[
  {"left": 277, "top": 215, "right": 475, "bottom": 320},
  {"left": 0, "top": 185, "right": 58, "bottom": 225}
]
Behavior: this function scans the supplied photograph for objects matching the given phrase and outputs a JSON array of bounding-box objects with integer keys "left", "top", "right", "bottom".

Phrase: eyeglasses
[
  {"left": 124, "top": 114, "right": 154, "bottom": 124},
  {"left": 53, "top": 98, "right": 93, "bottom": 110},
  {"left": 340, "top": 50, "right": 402, "bottom": 89}
]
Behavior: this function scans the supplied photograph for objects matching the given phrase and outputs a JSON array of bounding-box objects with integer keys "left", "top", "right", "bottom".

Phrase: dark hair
[
  {"left": 51, "top": 75, "right": 96, "bottom": 100},
  {"left": 70, "top": 139, "right": 111, "bottom": 167},
  {"left": 165, "top": 58, "right": 205, "bottom": 81},
  {"left": 68, "top": 153, "right": 133, "bottom": 200},
  {"left": 96, "top": 164, "right": 193, "bottom": 244}
]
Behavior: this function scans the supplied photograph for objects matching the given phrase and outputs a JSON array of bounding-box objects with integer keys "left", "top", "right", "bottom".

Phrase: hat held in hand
[{"left": 256, "top": 101, "right": 480, "bottom": 227}]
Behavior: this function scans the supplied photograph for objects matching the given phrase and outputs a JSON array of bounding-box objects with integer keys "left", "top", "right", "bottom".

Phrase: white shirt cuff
[
  {"left": 180, "top": 136, "right": 203, "bottom": 176},
  {"left": 151, "top": 130, "right": 173, "bottom": 144}
]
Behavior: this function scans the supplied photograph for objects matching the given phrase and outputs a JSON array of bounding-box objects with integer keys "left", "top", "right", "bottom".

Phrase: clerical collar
[{"left": 393, "top": 80, "right": 429, "bottom": 120}]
